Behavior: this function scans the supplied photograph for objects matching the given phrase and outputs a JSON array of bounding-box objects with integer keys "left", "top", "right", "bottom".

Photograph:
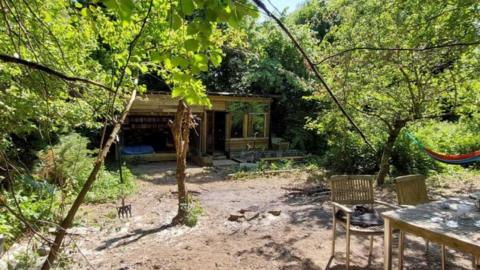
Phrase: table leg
[
  {"left": 441, "top": 245, "right": 446, "bottom": 270},
  {"left": 398, "top": 231, "right": 404, "bottom": 270},
  {"left": 384, "top": 218, "right": 392, "bottom": 270}
]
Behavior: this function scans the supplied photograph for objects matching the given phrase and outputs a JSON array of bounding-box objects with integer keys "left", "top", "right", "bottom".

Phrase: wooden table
[{"left": 382, "top": 198, "right": 480, "bottom": 270}]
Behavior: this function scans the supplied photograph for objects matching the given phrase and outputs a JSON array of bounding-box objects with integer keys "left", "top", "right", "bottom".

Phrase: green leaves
[
  {"left": 184, "top": 39, "right": 199, "bottom": 52},
  {"left": 180, "top": 0, "right": 195, "bottom": 15},
  {"left": 192, "top": 54, "right": 208, "bottom": 72},
  {"left": 102, "top": 0, "right": 135, "bottom": 22},
  {"left": 209, "top": 50, "right": 223, "bottom": 67},
  {"left": 168, "top": 12, "right": 183, "bottom": 30},
  {"left": 172, "top": 56, "right": 189, "bottom": 68},
  {"left": 170, "top": 71, "right": 210, "bottom": 106},
  {"left": 0, "top": 0, "right": 258, "bottom": 149}
]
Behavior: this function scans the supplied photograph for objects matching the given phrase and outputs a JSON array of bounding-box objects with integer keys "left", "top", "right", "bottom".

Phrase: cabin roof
[{"left": 145, "top": 91, "right": 276, "bottom": 101}]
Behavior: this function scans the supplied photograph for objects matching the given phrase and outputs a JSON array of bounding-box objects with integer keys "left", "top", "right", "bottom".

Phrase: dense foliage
[
  {"left": 0, "top": 0, "right": 479, "bottom": 265},
  {"left": 204, "top": 0, "right": 479, "bottom": 180},
  {"left": 0, "top": 133, "right": 134, "bottom": 246},
  {"left": 0, "top": 0, "right": 258, "bottom": 260},
  {"left": 309, "top": 0, "right": 480, "bottom": 182}
]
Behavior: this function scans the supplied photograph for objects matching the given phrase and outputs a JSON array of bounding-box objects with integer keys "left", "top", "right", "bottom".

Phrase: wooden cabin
[{"left": 121, "top": 92, "right": 273, "bottom": 164}]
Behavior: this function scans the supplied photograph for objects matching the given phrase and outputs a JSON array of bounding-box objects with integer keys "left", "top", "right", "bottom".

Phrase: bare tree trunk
[
  {"left": 169, "top": 100, "right": 195, "bottom": 225},
  {"left": 376, "top": 122, "right": 405, "bottom": 186},
  {"left": 173, "top": 147, "right": 188, "bottom": 224},
  {"left": 41, "top": 90, "right": 137, "bottom": 270}
]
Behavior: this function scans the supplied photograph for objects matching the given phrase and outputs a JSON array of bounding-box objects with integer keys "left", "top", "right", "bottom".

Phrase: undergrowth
[
  {"left": 231, "top": 157, "right": 322, "bottom": 180},
  {"left": 183, "top": 195, "right": 203, "bottom": 227},
  {"left": 0, "top": 133, "right": 136, "bottom": 248}
]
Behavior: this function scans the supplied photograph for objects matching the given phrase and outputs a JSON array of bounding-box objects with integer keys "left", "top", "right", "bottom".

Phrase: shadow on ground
[
  {"left": 128, "top": 162, "right": 231, "bottom": 186},
  {"left": 236, "top": 235, "right": 323, "bottom": 270},
  {"left": 96, "top": 223, "right": 173, "bottom": 251}
]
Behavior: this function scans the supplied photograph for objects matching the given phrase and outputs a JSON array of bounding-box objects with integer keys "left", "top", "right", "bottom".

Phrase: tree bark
[
  {"left": 41, "top": 90, "right": 137, "bottom": 270},
  {"left": 0, "top": 54, "right": 114, "bottom": 93},
  {"left": 376, "top": 122, "right": 405, "bottom": 186},
  {"left": 169, "top": 100, "right": 195, "bottom": 225}
]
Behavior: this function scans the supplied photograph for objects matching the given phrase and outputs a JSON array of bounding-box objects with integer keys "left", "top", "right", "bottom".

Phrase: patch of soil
[{"left": 61, "top": 163, "right": 478, "bottom": 270}]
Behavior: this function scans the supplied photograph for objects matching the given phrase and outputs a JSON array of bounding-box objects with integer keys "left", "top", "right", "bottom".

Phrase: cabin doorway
[{"left": 206, "top": 111, "right": 226, "bottom": 155}]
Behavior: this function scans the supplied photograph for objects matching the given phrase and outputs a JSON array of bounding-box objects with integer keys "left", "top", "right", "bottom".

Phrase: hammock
[{"left": 405, "top": 132, "right": 480, "bottom": 165}]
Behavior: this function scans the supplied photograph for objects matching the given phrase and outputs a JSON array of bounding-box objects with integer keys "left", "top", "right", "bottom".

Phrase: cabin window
[
  {"left": 230, "top": 113, "right": 244, "bottom": 138},
  {"left": 228, "top": 102, "right": 268, "bottom": 138},
  {"left": 248, "top": 113, "right": 266, "bottom": 137}
]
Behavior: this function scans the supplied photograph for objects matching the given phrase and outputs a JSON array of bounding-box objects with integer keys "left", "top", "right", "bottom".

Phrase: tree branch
[
  {"left": 0, "top": 54, "right": 114, "bottom": 92},
  {"left": 41, "top": 89, "right": 137, "bottom": 270},
  {"left": 98, "top": 0, "right": 153, "bottom": 148},
  {"left": 252, "top": 0, "right": 376, "bottom": 152},
  {"left": 315, "top": 41, "right": 480, "bottom": 65}
]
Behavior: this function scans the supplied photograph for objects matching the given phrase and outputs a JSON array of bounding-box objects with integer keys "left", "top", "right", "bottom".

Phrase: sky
[{"left": 265, "top": 0, "right": 306, "bottom": 14}]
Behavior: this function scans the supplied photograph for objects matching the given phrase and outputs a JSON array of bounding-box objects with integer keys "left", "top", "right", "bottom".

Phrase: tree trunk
[
  {"left": 41, "top": 90, "right": 137, "bottom": 270},
  {"left": 376, "top": 123, "right": 404, "bottom": 186},
  {"left": 169, "top": 100, "right": 195, "bottom": 225},
  {"left": 173, "top": 147, "right": 188, "bottom": 224}
]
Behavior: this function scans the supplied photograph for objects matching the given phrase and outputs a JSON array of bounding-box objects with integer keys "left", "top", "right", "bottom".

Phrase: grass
[
  {"left": 183, "top": 195, "right": 204, "bottom": 227},
  {"left": 231, "top": 157, "right": 327, "bottom": 181}
]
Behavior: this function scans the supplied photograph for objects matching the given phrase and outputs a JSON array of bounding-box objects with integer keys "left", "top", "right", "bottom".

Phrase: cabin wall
[
  {"left": 226, "top": 138, "right": 269, "bottom": 152},
  {"left": 126, "top": 93, "right": 273, "bottom": 160}
]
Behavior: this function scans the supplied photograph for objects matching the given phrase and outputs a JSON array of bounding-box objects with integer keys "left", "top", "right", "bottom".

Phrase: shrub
[
  {"left": 314, "top": 118, "right": 479, "bottom": 176},
  {"left": 391, "top": 131, "right": 438, "bottom": 176},
  {"left": 35, "top": 133, "right": 135, "bottom": 203},
  {"left": 0, "top": 174, "right": 57, "bottom": 247},
  {"left": 183, "top": 196, "right": 203, "bottom": 227},
  {"left": 0, "top": 133, "right": 136, "bottom": 247},
  {"left": 394, "top": 120, "right": 480, "bottom": 175},
  {"left": 86, "top": 165, "right": 135, "bottom": 203},
  {"left": 258, "top": 159, "right": 295, "bottom": 171},
  {"left": 320, "top": 130, "right": 380, "bottom": 174}
]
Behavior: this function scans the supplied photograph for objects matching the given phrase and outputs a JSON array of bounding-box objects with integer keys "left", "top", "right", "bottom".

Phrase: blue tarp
[{"left": 121, "top": 145, "right": 155, "bottom": 155}]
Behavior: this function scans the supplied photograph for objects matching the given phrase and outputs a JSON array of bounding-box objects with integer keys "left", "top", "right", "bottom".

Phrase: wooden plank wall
[{"left": 129, "top": 93, "right": 273, "bottom": 154}]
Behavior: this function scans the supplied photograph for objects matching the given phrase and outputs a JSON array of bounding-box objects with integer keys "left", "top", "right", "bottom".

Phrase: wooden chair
[
  {"left": 395, "top": 174, "right": 429, "bottom": 206},
  {"left": 395, "top": 175, "right": 446, "bottom": 270},
  {"left": 329, "top": 175, "right": 398, "bottom": 270}
]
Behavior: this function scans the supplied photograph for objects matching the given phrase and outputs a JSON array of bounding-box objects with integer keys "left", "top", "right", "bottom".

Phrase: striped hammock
[{"left": 405, "top": 132, "right": 480, "bottom": 165}]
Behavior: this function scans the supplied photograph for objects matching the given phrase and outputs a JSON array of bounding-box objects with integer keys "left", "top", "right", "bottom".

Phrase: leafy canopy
[{"left": 0, "top": 0, "right": 258, "bottom": 150}]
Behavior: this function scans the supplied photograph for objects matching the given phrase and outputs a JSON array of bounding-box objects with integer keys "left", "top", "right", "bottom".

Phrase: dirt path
[{"left": 69, "top": 163, "right": 476, "bottom": 270}]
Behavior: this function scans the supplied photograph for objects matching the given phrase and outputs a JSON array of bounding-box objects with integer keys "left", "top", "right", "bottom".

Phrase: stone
[
  {"left": 239, "top": 205, "right": 260, "bottom": 214},
  {"left": 244, "top": 212, "right": 260, "bottom": 221},
  {"left": 268, "top": 210, "right": 281, "bottom": 216},
  {"left": 228, "top": 213, "right": 244, "bottom": 222},
  {"left": 37, "top": 245, "right": 50, "bottom": 256}
]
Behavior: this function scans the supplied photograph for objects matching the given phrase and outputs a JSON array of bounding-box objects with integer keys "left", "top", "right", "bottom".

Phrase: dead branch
[{"left": 281, "top": 186, "right": 330, "bottom": 196}]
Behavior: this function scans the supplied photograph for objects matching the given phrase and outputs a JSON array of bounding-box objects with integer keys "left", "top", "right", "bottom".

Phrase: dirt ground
[{"left": 66, "top": 162, "right": 478, "bottom": 270}]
